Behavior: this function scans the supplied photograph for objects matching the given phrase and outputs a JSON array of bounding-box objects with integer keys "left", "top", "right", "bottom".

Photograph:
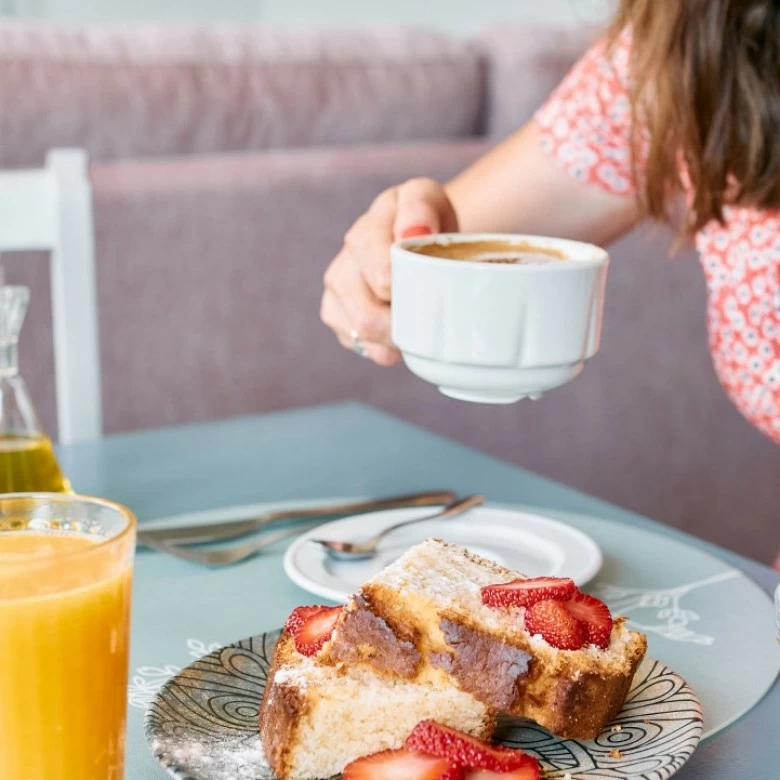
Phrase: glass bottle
[{"left": 0, "top": 284, "right": 70, "bottom": 493}]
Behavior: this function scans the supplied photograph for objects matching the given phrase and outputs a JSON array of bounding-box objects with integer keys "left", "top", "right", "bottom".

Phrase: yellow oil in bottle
[{"left": 0, "top": 434, "right": 71, "bottom": 493}]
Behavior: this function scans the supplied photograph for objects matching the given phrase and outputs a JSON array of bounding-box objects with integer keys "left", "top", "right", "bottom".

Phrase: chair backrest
[{"left": 0, "top": 149, "right": 101, "bottom": 444}]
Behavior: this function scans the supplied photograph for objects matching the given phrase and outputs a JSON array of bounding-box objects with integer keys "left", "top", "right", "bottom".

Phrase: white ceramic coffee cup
[{"left": 391, "top": 233, "right": 609, "bottom": 404}]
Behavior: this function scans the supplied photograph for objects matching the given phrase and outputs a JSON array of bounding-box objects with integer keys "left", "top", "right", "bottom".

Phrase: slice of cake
[
  {"left": 261, "top": 631, "right": 495, "bottom": 780},
  {"left": 323, "top": 539, "right": 647, "bottom": 740}
]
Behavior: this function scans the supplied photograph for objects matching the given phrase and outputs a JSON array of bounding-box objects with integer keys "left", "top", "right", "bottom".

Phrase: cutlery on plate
[
  {"left": 136, "top": 490, "right": 456, "bottom": 549},
  {"left": 309, "top": 494, "right": 485, "bottom": 561}
]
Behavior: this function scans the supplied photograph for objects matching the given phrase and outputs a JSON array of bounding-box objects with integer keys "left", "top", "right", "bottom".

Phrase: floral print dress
[{"left": 534, "top": 36, "right": 780, "bottom": 446}]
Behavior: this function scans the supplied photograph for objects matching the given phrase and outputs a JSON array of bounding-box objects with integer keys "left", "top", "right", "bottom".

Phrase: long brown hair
[{"left": 608, "top": 0, "right": 780, "bottom": 235}]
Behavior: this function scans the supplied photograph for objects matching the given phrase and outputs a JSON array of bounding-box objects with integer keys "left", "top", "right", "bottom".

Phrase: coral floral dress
[{"left": 534, "top": 35, "right": 780, "bottom": 446}]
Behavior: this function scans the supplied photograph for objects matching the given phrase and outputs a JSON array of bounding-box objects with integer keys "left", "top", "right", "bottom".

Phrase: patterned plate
[{"left": 145, "top": 630, "right": 703, "bottom": 780}]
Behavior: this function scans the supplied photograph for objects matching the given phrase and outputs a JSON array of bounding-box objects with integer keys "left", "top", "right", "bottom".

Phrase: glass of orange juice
[{"left": 0, "top": 493, "right": 136, "bottom": 779}]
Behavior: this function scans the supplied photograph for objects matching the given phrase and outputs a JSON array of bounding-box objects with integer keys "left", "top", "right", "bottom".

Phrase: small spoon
[{"left": 309, "top": 494, "right": 485, "bottom": 561}]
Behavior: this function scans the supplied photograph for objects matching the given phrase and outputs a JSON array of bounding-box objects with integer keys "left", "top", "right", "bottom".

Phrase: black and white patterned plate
[{"left": 145, "top": 630, "right": 702, "bottom": 780}]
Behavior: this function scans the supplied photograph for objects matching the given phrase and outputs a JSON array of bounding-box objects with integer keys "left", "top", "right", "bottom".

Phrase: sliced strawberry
[
  {"left": 343, "top": 748, "right": 463, "bottom": 780},
  {"left": 405, "top": 721, "right": 533, "bottom": 772},
  {"left": 283, "top": 605, "right": 327, "bottom": 635},
  {"left": 464, "top": 763, "right": 540, "bottom": 780},
  {"left": 481, "top": 577, "right": 576, "bottom": 609},
  {"left": 524, "top": 598, "right": 586, "bottom": 650},
  {"left": 561, "top": 592, "right": 613, "bottom": 649},
  {"left": 292, "top": 605, "right": 342, "bottom": 656}
]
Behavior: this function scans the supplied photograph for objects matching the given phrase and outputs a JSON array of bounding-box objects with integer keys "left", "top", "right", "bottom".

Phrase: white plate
[{"left": 283, "top": 504, "right": 602, "bottom": 602}]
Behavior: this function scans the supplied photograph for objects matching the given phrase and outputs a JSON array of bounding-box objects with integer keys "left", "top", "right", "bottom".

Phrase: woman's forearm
[{"left": 446, "top": 121, "right": 641, "bottom": 246}]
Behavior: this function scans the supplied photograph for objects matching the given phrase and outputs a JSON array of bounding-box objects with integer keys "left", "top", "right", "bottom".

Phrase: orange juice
[{"left": 0, "top": 526, "right": 134, "bottom": 779}]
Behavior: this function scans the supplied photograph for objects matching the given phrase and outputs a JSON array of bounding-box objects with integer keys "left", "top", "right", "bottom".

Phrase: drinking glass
[{"left": 0, "top": 493, "right": 136, "bottom": 779}]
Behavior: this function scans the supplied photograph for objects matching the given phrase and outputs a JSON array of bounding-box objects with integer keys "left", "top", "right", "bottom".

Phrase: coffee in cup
[{"left": 410, "top": 239, "right": 565, "bottom": 265}]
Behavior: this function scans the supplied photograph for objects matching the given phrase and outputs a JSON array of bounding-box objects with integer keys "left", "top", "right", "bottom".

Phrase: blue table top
[{"left": 58, "top": 402, "right": 780, "bottom": 780}]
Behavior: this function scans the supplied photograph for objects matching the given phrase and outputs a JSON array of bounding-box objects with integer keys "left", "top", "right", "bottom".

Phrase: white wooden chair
[{"left": 0, "top": 149, "right": 101, "bottom": 444}]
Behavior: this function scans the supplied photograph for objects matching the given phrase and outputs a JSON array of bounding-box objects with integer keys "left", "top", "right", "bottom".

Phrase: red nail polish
[{"left": 400, "top": 225, "right": 433, "bottom": 239}]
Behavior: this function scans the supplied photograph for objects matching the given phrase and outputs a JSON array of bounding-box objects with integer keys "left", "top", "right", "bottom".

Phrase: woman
[{"left": 321, "top": 0, "right": 780, "bottom": 445}]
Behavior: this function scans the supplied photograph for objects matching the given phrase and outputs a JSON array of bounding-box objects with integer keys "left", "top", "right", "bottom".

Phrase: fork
[{"left": 140, "top": 521, "right": 327, "bottom": 566}]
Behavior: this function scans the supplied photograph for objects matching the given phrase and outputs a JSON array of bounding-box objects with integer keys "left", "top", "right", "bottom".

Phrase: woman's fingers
[
  {"left": 322, "top": 178, "right": 458, "bottom": 366},
  {"left": 323, "top": 249, "right": 393, "bottom": 345},
  {"left": 344, "top": 188, "right": 398, "bottom": 302},
  {"left": 393, "top": 177, "right": 460, "bottom": 240},
  {"left": 321, "top": 254, "right": 401, "bottom": 367},
  {"left": 344, "top": 179, "right": 459, "bottom": 302},
  {"left": 321, "top": 289, "right": 401, "bottom": 367}
]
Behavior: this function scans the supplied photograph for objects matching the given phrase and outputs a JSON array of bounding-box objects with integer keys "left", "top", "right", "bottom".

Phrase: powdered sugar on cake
[{"left": 377, "top": 539, "right": 515, "bottom": 612}]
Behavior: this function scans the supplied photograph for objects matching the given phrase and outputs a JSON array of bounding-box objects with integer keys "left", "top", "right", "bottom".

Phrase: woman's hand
[{"left": 321, "top": 177, "right": 458, "bottom": 366}]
